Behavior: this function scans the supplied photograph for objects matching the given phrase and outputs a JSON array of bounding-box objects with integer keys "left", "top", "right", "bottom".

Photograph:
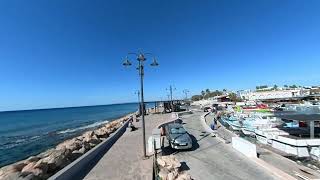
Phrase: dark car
[
  {"left": 203, "top": 107, "right": 211, "bottom": 112},
  {"left": 165, "top": 123, "right": 192, "bottom": 150}
]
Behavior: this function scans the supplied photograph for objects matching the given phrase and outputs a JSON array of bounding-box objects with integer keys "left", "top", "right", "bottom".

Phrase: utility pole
[
  {"left": 183, "top": 89, "right": 190, "bottom": 111},
  {"left": 166, "top": 85, "right": 176, "bottom": 112},
  {"left": 183, "top": 89, "right": 189, "bottom": 100}
]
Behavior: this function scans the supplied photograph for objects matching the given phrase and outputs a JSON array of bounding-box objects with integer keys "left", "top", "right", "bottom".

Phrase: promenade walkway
[{"left": 84, "top": 113, "right": 171, "bottom": 180}]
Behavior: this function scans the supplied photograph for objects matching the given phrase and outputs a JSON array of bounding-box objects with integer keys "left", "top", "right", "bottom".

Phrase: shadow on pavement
[
  {"left": 180, "top": 162, "right": 190, "bottom": 171},
  {"left": 189, "top": 134, "right": 200, "bottom": 151},
  {"left": 198, "top": 133, "right": 211, "bottom": 142}
]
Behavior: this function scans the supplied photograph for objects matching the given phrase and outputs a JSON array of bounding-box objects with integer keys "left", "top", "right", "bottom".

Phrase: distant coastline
[{"left": 0, "top": 102, "right": 142, "bottom": 113}]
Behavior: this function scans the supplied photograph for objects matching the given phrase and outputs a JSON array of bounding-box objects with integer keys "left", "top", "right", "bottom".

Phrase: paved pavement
[
  {"left": 163, "top": 111, "right": 277, "bottom": 180},
  {"left": 84, "top": 113, "right": 172, "bottom": 180}
]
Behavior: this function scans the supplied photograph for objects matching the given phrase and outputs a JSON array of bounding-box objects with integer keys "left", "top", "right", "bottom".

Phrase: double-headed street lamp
[{"left": 123, "top": 51, "right": 159, "bottom": 158}]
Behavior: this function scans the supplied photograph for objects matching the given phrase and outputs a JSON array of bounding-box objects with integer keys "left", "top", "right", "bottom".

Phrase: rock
[
  {"left": 78, "top": 146, "right": 86, "bottom": 154},
  {"left": 0, "top": 171, "right": 22, "bottom": 180},
  {"left": 157, "top": 158, "right": 166, "bottom": 167},
  {"left": 83, "top": 141, "right": 91, "bottom": 151},
  {"left": 37, "top": 148, "right": 55, "bottom": 159},
  {"left": 158, "top": 168, "right": 169, "bottom": 180},
  {"left": 56, "top": 138, "right": 82, "bottom": 152},
  {"left": 176, "top": 172, "right": 192, "bottom": 180},
  {"left": 167, "top": 170, "right": 178, "bottom": 180},
  {"left": 70, "top": 150, "right": 83, "bottom": 161},
  {"left": 19, "top": 173, "right": 40, "bottom": 180},
  {"left": 157, "top": 155, "right": 181, "bottom": 171},
  {"left": 42, "top": 148, "right": 71, "bottom": 172},
  {"left": 78, "top": 146, "right": 87, "bottom": 154},
  {"left": 99, "top": 137, "right": 107, "bottom": 141},
  {"left": 104, "top": 124, "right": 111, "bottom": 129},
  {"left": 10, "top": 162, "right": 27, "bottom": 172},
  {"left": 94, "top": 128, "right": 109, "bottom": 138},
  {"left": 76, "top": 136, "right": 84, "bottom": 141},
  {"left": 34, "top": 159, "right": 48, "bottom": 173},
  {"left": 84, "top": 134, "right": 101, "bottom": 145},
  {"left": 0, "top": 164, "right": 24, "bottom": 179},
  {"left": 21, "top": 162, "right": 36, "bottom": 175},
  {"left": 25, "top": 156, "right": 40, "bottom": 164},
  {"left": 27, "top": 168, "right": 44, "bottom": 177},
  {"left": 83, "top": 131, "right": 95, "bottom": 138}
]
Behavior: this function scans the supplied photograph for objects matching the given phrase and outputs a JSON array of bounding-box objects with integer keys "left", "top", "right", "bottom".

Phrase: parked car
[
  {"left": 203, "top": 107, "right": 211, "bottom": 112},
  {"left": 165, "top": 123, "right": 193, "bottom": 150}
]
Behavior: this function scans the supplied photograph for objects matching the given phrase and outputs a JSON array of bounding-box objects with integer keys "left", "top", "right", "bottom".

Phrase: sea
[{"left": 0, "top": 103, "right": 151, "bottom": 167}]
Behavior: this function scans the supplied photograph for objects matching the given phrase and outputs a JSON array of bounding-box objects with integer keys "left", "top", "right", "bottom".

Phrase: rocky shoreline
[{"left": 0, "top": 114, "right": 134, "bottom": 180}]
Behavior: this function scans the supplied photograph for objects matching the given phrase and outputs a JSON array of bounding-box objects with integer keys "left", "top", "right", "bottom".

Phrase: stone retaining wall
[
  {"left": 0, "top": 115, "right": 133, "bottom": 180},
  {"left": 49, "top": 120, "right": 130, "bottom": 180}
]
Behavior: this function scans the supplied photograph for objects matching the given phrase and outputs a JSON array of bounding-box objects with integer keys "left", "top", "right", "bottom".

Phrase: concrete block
[
  {"left": 232, "top": 137, "right": 257, "bottom": 158},
  {"left": 148, "top": 136, "right": 154, "bottom": 154}
]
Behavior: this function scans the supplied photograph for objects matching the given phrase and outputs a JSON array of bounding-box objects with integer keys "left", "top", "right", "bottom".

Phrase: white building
[{"left": 238, "top": 89, "right": 310, "bottom": 101}]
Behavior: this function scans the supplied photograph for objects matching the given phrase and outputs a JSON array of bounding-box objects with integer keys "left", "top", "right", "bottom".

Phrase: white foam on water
[
  {"left": 57, "top": 120, "right": 109, "bottom": 134},
  {"left": 0, "top": 135, "right": 41, "bottom": 150}
]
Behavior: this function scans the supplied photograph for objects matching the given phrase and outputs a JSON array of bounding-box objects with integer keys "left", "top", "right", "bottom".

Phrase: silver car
[{"left": 165, "top": 123, "right": 193, "bottom": 150}]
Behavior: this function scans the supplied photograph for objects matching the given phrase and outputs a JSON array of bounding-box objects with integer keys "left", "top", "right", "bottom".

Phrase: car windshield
[{"left": 170, "top": 127, "right": 186, "bottom": 134}]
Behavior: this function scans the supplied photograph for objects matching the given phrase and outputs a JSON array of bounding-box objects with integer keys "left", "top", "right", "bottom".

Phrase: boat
[
  {"left": 254, "top": 104, "right": 320, "bottom": 159},
  {"left": 239, "top": 114, "right": 281, "bottom": 136},
  {"left": 221, "top": 116, "right": 243, "bottom": 131}
]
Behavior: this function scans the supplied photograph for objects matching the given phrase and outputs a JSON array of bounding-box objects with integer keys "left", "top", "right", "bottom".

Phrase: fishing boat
[
  {"left": 221, "top": 116, "right": 243, "bottom": 131},
  {"left": 240, "top": 114, "right": 281, "bottom": 136},
  {"left": 254, "top": 104, "right": 320, "bottom": 159}
]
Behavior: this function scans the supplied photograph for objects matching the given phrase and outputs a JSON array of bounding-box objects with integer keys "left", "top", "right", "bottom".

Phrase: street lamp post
[
  {"left": 123, "top": 51, "right": 159, "bottom": 158},
  {"left": 135, "top": 90, "right": 140, "bottom": 115}
]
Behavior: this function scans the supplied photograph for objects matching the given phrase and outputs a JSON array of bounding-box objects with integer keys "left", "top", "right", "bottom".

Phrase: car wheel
[{"left": 168, "top": 140, "right": 174, "bottom": 149}]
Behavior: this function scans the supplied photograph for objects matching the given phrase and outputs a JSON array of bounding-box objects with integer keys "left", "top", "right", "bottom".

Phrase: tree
[
  {"left": 191, "top": 95, "right": 202, "bottom": 101},
  {"left": 290, "top": 85, "right": 297, "bottom": 89},
  {"left": 284, "top": 85, "right": 288, "bottom": 88},
  {"left": 205, "top": 89, "right": 210, "bottom": 95},
  {"left": 273, "top": 84, "right": 278, "bottom": 90},
  {"left": 229, "top": 93, "right": 241, "bottom": 102},
  {"left": 201, "top": 90, "right": 205, "bottom": 97}
]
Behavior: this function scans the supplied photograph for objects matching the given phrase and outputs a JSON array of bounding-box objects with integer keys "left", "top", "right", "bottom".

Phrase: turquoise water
[{"left": 0, "top": 103, "right": 151, "bottom": 167}]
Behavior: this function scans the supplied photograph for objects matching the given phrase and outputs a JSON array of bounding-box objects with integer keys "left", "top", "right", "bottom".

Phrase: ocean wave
[
  {"left": 57, "top": 120, "right": 109, "bottom": 134},
  {"left": 0, "top": 135, "right": 41, "bottom": 150}
]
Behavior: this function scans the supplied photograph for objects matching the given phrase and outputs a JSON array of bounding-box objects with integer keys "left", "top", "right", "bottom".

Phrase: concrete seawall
[
  {"left": 49, "top": 120, "right": 129, "bottom": 180},
  {"left": 200, "top": 112, "right": 213, "bottom": 134}
]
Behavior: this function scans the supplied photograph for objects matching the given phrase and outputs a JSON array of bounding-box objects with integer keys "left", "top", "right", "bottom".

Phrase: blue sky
[{"left": 0, "top": 0, "right": 320, "bottom": 111}]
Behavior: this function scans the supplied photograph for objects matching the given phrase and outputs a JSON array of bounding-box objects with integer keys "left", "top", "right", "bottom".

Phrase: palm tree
[
  {"left": 205, "top": 89, "right": 210, "bottom": 95},
  {"left": 273, "top": 85, "right": 278, "bottom": 90},
  {"left": 201, "top": 90, "right": 205, "bottom": 97}
]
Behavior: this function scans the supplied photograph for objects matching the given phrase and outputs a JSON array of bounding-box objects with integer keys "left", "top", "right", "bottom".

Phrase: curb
[{"left": 251, "top": 158, "right": 296, "bottom": 180}]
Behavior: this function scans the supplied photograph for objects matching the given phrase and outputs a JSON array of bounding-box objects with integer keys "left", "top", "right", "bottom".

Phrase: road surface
[{"left": 163, "top": 111, "right": 276, "bottom": 180}]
